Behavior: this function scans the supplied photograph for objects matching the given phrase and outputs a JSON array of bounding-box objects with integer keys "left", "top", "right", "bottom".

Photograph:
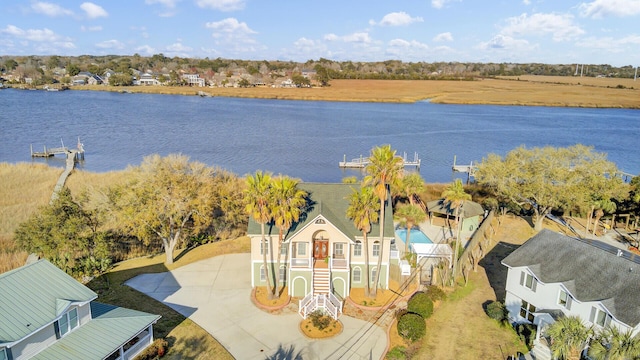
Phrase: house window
[
  {"left": 279, "top": 266, "right": 286, "bottom": 283},
  {"left": 334, "top": 243, "right": 344, "bottom": 257},
  {"left": 590, "top": 307, "right": 612, "bottom": 327},
  {"left": 297, "top": 242, "right": 307, "bottom": 256},
  {"left": 519, "top": 271, "right": 537, "bottom": 292},
  {"left": 353, "top": 267, "right": 361, "bottom": 283},
  {"left": 354, "top": 241, "right": 362, "bottom": 256},
  {"left": 0, "top": 348, "right": 7, "bottom": 360},
  {"left": 260, "top": 240, "right": 269, "bottom": 255},
  {"left": 373, "top": 241, "right": 380, "bottom": 257},
  {"left": 520, "top": 300, "right": 536, "bottom": 323},
  {"left": 260, "top": 265, "right": 266, "bottom": 282},
  {"left": 280, "top": 245, "right": 287, "bottom": 256},
  {"left": 56, "top": 308, "right": 79, "bottom": 338},
  {"left": 558, "top": 290, "right": 572, "bottom": 310}
]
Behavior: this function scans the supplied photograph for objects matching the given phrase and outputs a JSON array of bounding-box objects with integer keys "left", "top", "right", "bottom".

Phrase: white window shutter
[
  {"left": 566, "top": 296, "right": 572, "bottom": 310},
  {"left": 520, "top": 271, "right": 525, "bottom": 286},
  {"left": 531, "top": 278, "right": 537, "bottom": 292},
  {"left": 589, "top": 307, "right": 596, "bottom": 323},
  {"left": 605, "top": 314, "right": 612, "bottom": 327}
]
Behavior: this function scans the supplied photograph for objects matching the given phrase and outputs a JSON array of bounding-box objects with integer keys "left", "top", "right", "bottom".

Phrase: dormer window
[
  {"left": 56, "top": 308, "right": 79, "bottom": 338},
  {"left": 315, "top": 219, "right": 325, "bottom": 224},
  {"left": 519, "top": 271, "right": 537, "bottom": 292},
  {"left": 558, "top": 290, "right": 572, "bottom": 309},
  {"left": 590, "top": 307, "right": 612, "bottom": 327}
]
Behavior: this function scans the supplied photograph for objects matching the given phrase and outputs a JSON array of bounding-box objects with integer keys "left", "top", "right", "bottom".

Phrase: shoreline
[{"left": 11, "top": 77, "right": 638, "bottom": 109}]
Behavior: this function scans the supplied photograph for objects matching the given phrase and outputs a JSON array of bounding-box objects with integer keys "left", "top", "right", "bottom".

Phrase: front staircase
[{"left": 313, "top": 268, "right": 330, "bottom": 294}]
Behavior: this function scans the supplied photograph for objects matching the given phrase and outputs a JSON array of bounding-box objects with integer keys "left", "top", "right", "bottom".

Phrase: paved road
[{"left": 126, "top": 253, "right": 387, "bottom": 360}]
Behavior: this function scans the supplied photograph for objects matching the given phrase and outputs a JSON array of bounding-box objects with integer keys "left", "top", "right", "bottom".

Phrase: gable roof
[
  {"left": 426, "top": 199, "right": 484, "bottom": 218},
  {"left": 247, "top": 183, "right": 395, "bottom": 240},
  {"left": 0, "top": 260, "right": 97, "bottom": 344},
  {"left": 502, "top": 229, "right": 640, "bottom": 327},
  {"left": 31, "top": 302, "right": 160, "bottom": 360}
]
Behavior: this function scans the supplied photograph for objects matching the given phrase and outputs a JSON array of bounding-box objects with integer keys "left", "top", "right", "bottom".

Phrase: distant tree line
[{"left": 1, "top": 54, "right": 637, "bottom": 87}]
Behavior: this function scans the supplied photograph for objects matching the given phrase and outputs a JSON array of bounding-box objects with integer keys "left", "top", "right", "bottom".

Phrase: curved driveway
[{"left": 125, "top": 253, "right": 387, "bottom": 360}]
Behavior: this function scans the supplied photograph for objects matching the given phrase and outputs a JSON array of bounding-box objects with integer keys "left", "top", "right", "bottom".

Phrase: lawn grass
[
  {"left": 87, "top": 236, "right": 250, "bottom": 359},
  {"left": 79, "top": 76, "right": 639, "bottom": 108}
]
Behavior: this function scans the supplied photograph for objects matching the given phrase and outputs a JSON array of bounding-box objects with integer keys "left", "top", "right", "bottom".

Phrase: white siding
[
  {"left": 11, "top": 324, "right": 56, "bottom": 360},
  {"left": 505, "top": 266, "right": 634, "bottom": 333}
]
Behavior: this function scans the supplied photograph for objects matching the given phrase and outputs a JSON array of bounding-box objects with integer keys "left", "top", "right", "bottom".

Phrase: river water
[{"left": 1, "top": 88, "right": 638, "bottom": 183}]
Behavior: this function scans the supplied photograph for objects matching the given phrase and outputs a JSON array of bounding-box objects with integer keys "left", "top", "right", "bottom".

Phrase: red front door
[{"left": 314, "top": 240, "right": 329, "bottom": 260}]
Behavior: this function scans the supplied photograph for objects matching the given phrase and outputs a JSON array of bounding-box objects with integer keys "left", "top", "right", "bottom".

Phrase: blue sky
[{"left": 1, "top": 0, "right": 639, "bottom": 66}]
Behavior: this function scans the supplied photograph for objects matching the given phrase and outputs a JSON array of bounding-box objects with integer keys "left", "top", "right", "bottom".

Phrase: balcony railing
[
  {"left": 291, "top": 258, "right": 311, "bottom": 268},
  {"left": 330, "top": 257, "right": 348, "bottom": 269}
]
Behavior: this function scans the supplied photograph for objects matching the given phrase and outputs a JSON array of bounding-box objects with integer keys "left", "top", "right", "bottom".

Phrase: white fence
[{"left": 298, "top": 293, "right": 343, "bottom": 320}]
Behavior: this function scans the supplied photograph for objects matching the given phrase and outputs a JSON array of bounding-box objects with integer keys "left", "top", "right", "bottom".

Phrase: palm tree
[
  {"left": 588, "top": 326, "right": 640, "bottom": 360},
  {"left": 393, "top": 172, "right": 424, "bottom": 206},
  {"left": 546, "top": 316, "right": 592, "bottom": 360},
  {"left": 592, "top": 199, "right": 616, "bottom": 236},
  {"left": 364, "top": 144, "right": 404, "bottom": 296},
  {"left": 270, "top": 175, "right": 307, "bottom": 297},
  {"left": 441, "top": 178, "right": 471, "bottom": 285},
  {"left": 346, "top": 186, "right": 380, "bottom": 298},
  {"left": 244, "top": 171, "right": 275, "bottom": 299},
  {"left": 394, "top": 204, "right": 427, "bottom": 254}
]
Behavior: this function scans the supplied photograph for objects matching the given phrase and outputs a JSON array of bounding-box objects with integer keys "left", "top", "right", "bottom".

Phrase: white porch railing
[
  {"left": 291, "top": 258, "right": 311, "bottom": 268},
  {"left": 123, "top": 330, "right": 152, "bottom": 360},
  {"left": 330, "top": 258, "right": 348, "bottom": 269},
  {"left": 390, "top": 249, "right": 399, "bottom": 259},
  {"left": 298, "top": 293, "right": 343, "bottom": 320}
]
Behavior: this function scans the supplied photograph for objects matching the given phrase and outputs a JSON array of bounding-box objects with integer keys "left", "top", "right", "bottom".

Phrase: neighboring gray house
[
  {"left": 502, "top": 230, "right": 640, "bottom": 359},
  {"left": 0, "top": 260, "right": 160, "bottom": 360}
]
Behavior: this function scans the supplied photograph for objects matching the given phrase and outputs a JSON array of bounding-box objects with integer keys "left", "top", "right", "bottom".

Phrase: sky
[{"left": 1, "top": 0, "right": 640, "bottom": 67}]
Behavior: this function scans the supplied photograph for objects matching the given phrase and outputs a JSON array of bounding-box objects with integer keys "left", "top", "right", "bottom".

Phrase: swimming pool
[{"left": 395, "top": 228, "right": 433, "bottom": 244}]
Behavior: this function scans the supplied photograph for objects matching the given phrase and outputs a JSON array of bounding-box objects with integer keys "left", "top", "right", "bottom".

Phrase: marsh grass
[{"left": 79, "top": 77, "right": 639, "bottom": 108}]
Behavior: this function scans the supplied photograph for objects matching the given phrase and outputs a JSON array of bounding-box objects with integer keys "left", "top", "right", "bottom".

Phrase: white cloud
[
  {"left": 578, "top": 0, "right": 640, "bottom": 18},
  {"left": 135, "top": 45, "right": 156, "bottom": 55},
  {"left": 433, "top": 32, "right": 453, "bottom": 42},
  {"left": 576, "top": 34, "right": 640, "bottom": 52},
  {"left": 145, "top": 0, "right": 180, "bottom": 8},
  {"left": 388, "top": 39, "right": 428, "bottom": 49},
  {"left": 196, "top": 0, "right": 245, "bottom": 11},
  {"left": 523, "top": 0, "right": 531, "bottom": 4},
  {"left": 31, "top": 2, "right": 74, "bottom": 17},
  {"left": 81, "top": 2, "right": 108, "bottom": 19},
  {"left": 292, "top": 37, "right": 327, "bottom": 55},
  {"left": 1, "top": 25, "right": 60, "bottom": 42},
  {"left": 371, "top": 12, "right": 423, "bottom": 26},
  {"left": 324, "top": 32, "right": 371, "bottom": 43},
  {"left": 166, "top": 42, "right": 193, "bottom": 52},
  {"left": 431, "top": 0, "right": 459, "bottom": 9},
  {"left": 81, "top": 25, "right": 102, "bottom": 32},
  {"left": 95, "top": 39, "right": 124, "bottom": 49},
  {"left": 501, "top": 13, "right": 584, "bottom": 41},
  {"left": 205, "top": 18, "right": 257, "bottom": 44},
  {"left": 477, "top": 34, "right": 530, "bottom": 50}
]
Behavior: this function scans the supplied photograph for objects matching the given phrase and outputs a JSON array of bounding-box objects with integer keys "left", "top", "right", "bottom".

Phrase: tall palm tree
[
  {"left": 441, "top": 178, "right": 471, "bottom": 285},
  {"left": 546, "top": 316, "right": 592, "bottom": 360},
  {"left": 244, "top": 171, "right": 275, "bottom": 299},
  {"left": 270, "top": 175, "right": 307, "bottom": 297},
  {"left": 346, "top": 186, "right": 379, "bottom": 298},
  {"left": 394, "top": 203, "right": 427, "bottom": 254},
  {"left": 364, "top": 144, "right": 404, "bottom": 296},
  {"left": 588, "top": 326, "right": 640, "bottom": 360}
]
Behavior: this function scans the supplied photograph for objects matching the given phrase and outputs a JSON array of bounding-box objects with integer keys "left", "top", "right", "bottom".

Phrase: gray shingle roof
[
  {"left": 31, "top": 302, "right": 160, "bottom": 360},
  {"left": 426, "top": 199, "right": 484, "bottom": 218},
  {"left": 502, "top": 229, "right": 640, "bottom": 327},
  {"left": 247, "top": 183, "right": 395, "bottom": 240},
  {"left": 0, "top": 260, "right": 97, "bottom": 344}
]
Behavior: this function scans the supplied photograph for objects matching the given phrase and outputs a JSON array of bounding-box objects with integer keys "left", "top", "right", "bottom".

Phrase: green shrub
[
  {"left": 515, "top": 323, "right": 537, "bottom": 350},
  {"left": 425, "top": 285, "right": 446, "bottom": 301},
  {"left": 485, "top": 301, "right": 507, "bottom": 322},
  {"left": 309, "top": 310, "right": 332, "bottom": 330},
  {"left": 397, "top": 313, "right": 426, "bottom": 342},
  {"left": 385, "top": 346, "right": 407, "bottom": 359},
  {"left": 407, "top": 292, "right": 434, "bottom": 319}
]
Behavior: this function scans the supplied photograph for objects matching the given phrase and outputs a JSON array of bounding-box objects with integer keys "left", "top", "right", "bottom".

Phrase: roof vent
[{"left": 617, "top": 249, "right": 623, "bottom": 257}]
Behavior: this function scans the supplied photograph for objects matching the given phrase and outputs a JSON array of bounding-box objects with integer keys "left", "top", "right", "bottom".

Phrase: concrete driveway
[{"left": 125, "top": 253, "right": 387, "bottom": 360}]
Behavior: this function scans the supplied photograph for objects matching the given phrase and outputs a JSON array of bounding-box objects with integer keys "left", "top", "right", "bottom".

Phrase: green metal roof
[
  {"left": 31, "top": 302, "right": 161, "bottom": 360},
  {"left": 247, "top": 183, "right": 395, "bottom": 241},
  {"left": 0, "top": 260, "right": 97, "bottom": 344}
]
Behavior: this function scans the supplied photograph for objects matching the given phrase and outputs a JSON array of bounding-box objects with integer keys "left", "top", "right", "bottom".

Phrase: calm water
[{"left": 1, "top": 88, "right": 638, "bottom": 183}]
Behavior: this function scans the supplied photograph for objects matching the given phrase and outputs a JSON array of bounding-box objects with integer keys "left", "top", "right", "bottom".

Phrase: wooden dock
[
  {"left": 452, "top": 155, "right": 477, "bottom": 184},
  {"left": 339, "top": 152, "right": 421, "bottom": 169},
  {"left": 31, "top": 138, "right": 85, "bottom": 161}
]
